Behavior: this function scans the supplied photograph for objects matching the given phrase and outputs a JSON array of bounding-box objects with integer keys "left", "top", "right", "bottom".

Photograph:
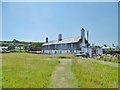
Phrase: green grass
[
  {"left": 2, "top": 53, "right": 119, "bottom": 88},
  {"left": 71, "top": 58, "right": 118, "bottom": 88},
  {"left": 0, "top": 54, "right": 2, "bottom": 89},
  {"left": 49, "top": 54, "right": 75, "bottom": 59},
  {"left": 2, "top": 53, "right": 59, "bottom": 88},
  {"left": 93, "top": 56, "right": 119, "bottom": 63}
]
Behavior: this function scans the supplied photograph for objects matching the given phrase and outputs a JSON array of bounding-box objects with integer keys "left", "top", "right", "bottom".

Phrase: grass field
[
  {"left": 71, "top": 58, "right": 118, "bottom": 88},
  {"left": 2, "top": 53, "right": 119, "bottom": 88},
  {"left": 0, "top": 54, "right": 2, "bottom": 89},
  {"left": 2, "top": 53, "right": 59, "bottom": 88},
  {"left": 93, "top": 56, "right": 119, "bottom": 63}
]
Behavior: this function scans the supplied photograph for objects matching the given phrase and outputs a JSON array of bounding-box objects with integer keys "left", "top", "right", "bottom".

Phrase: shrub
[
  {"left": 94, "top": 55, "right": 119, "bottom": 63},
  {"left": 10, "top": 50, "right": 26, "bottom": 53},
  {"left": 0, "top": 50, "right": 10, "bottom": 53},
  {"left": 58, "top": 56, "right": 71, "bottom": 59}
]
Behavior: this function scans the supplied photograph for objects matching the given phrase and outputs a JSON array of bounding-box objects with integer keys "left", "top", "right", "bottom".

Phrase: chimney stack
[
  {"left": 81, "top": 28, "right": 85, "bottom": 46},
  {"left": 87, "top": 30, "right": 89, "bottom": 42},
  {"left": 81, "top": 28, "right": 85, "bottom": 38},
  {"left": 58, "top": 34, "right": 62, "bottom": 41},
  {"left": 46, "top": 37, "right": 48, "bottom": 43}
]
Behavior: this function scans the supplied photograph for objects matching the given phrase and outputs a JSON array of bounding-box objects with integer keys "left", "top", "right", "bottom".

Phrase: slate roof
[{"left": 42, "top": 36, "right": 82, "bottom": 46}]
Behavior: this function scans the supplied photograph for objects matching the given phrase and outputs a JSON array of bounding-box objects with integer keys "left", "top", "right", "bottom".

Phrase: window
[{"left": 71, "top": 43, "right": 73, "bottom": 48}]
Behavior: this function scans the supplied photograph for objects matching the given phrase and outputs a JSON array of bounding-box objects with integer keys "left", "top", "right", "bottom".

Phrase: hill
[{"left": 0, "top": 39, "right": 44, "bottom": 52}]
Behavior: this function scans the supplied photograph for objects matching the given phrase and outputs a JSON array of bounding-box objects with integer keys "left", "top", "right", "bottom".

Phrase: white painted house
[
  {"left": 42, "top": 28, "right": 93, "bottom": 57},
  {"left": 0, "top": 46, "right": 8, "bottom": 50},
  {"left": 96, "top": 48, "right": 103, "bottom": 55}
]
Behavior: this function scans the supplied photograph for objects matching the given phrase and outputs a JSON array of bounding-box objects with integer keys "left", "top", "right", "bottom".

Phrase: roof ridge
[
  {"left": 62, "top": 36, "right": 81, "bottom": 40},
  {"left": 47, "top": 36, "right": 81, "bottom": 42},
  {"left": 42, "top": 36, "right": 82, "bottom": 46}
]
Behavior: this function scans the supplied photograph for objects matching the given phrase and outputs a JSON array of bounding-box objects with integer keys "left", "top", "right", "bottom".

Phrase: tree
[
  {"left": 13, "top": 39, "right": 17, "bottom": 42},
  {"left": 13, "top": 39, "right": 19, "bottom": 45},
  {"left": 94, "top": 45, "right": 100, "bottom": 48},
  {"left": 24, "top": 44, "right": 30, "bottom": 51},
  {"left": 103, "top": 44, "right": 107, "bottom": 47},
  {"left": 8, "top": 45, "right": 15, "bottom": 50},
  {"left": 28, "top": 42, "right": 43, "bottom": 51}
]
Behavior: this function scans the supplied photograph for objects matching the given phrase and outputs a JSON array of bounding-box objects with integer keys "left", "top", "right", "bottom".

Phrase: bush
[
  {"left": 0, "top": 50, "right": 10, "bottom": 53},
  {"left": 58, "top": 56, "right": 71, "bottom": 59},
  {"left": 10, "top": 50, "right": 26, "bottom": 53},
  {"left": 94, "top": 55, "right": 119, "bottom": 63}
]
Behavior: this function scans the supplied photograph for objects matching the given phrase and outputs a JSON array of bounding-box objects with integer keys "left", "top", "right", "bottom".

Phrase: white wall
[
  {"left": 0, "top": 46, "right": 8, "bottom": 50},
  {"left": 42, "top": 48, "right": 93, "bottom": 58},
  {"left": 81, "top": 47, "right": 92, "bottom": 58},
  {"left": 88, "top": 48, "right": 92, "bottom": 58},
  {"left": 96, "top": 48, "right": 103, "bottom": 55}
]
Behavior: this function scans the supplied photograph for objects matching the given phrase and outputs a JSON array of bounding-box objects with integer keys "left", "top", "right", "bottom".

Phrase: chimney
[
  {"left": 81, "top": 28, "right": 85, "bottom": 46},
  {"left": 112, "top": 44, "right": 115, "bottom": 47},
  {"left": 87, "top": 30, "right": 89, "bottom": 42},
  {"left": 46, "top": 37, "right": 48, "bottom": 43},
  {"left": 58, "top": 34, "right": 62, "bottom": 41}
]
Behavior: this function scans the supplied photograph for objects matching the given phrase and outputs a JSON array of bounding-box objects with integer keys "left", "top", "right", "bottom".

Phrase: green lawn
[
  {"left": 71, "top": 58, "right": 118, "bottom": 88},
  {"left": 2, "top": 53, "right": 59, "bottom": 88}
]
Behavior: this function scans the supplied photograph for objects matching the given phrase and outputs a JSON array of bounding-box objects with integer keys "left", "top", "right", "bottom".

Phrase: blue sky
[{"left": 2, "top": 2, "right": 118, "bottom": 46}]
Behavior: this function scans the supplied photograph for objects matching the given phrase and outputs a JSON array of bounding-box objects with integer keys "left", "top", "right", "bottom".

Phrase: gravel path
[{"left": 48, "top": 59, "right": 78, "bottom": 88}]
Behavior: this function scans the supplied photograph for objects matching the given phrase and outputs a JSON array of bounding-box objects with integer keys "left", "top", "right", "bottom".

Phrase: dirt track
[{"left": 48, "top": 59, "right": 78, "bottom": 88}]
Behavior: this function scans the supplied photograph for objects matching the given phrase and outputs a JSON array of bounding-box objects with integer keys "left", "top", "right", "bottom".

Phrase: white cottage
[
  {"left": 0, "top": 46, "right": 8, "bottom": 50},
  {"left": 42, "top": 28, "right": 93, "bottom": 57}
]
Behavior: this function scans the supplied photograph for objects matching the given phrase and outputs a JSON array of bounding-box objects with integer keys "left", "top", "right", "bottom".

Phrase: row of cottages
[{"left": 42, "top": 28, "right": 93, "bottom": 57}]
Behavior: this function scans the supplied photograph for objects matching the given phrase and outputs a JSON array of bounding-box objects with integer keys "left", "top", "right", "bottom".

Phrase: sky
[{"left": 2, "top": 2, "right": 118, "bottom": 46}]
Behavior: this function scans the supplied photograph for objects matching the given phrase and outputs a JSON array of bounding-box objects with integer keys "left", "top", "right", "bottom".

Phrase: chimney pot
[
  {"left": 46, "top": 37, "right": 48, "bottom": 43},
  {"left": 58, "top": 34, "right": 62, "bottom": 41}
]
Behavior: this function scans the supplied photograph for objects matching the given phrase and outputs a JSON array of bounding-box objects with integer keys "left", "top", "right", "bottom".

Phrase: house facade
[
  {"left": 42, "top": 28, "right": 93, "bottom": 57},
  {"left": 0, "top": 46, "right": 8, "bottom": 50}
]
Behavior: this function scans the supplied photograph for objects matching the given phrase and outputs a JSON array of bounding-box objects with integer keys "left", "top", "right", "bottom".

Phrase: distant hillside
[{"left": 0, "top": 39, "right": 44, "bottom": 51}]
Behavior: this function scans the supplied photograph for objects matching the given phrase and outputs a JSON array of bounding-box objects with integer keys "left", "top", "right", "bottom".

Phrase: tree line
[{"left": 0, "top": 39, "right": 44, "bottom": 51}]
